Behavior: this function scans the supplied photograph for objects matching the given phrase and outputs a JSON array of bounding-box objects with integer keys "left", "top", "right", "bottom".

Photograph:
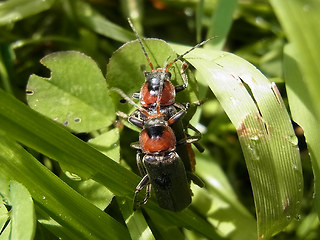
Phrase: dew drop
[
  {"left": 248, "top": 144, "right": 260, "bottom": 160},
  {"left": 250, "top": 135, "right": 260, "bottom": 141},
  {"left": 229, "top": 96, "right": 239, "bottom": 105},
  {"left": 292, "top": 163, "right": 299, "bottom": 171},
  {"left": 42, "top": 196, "right": 46, "bottom": 200},
  {"left": 286, "top": 135, "right": 299, "bottom": 147},
  {"left": 63, "top": 120, "right": 69, "bottom": 126},
  {"left": 286, "top": 215, "right": 292, "bottom": 220}
]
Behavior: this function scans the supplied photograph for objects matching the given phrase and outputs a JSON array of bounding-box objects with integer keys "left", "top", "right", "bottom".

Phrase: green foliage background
[{"left": 0, "top": 0, "right": 319, "bottom": 239}]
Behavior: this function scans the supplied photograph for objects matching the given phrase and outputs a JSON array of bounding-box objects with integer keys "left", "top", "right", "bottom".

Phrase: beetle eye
[
  {"left": 144, "top": 72, "right": 151, "bottom": 78},
  {"left": 166, "top": 72, "right": 171, "bottom": 79}
]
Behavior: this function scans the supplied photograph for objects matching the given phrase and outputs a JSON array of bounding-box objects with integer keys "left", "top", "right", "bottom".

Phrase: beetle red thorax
[
  {"left": 139, "top": 70, "right": 176, "bottom": 108},
  {"left": 139, "top": 117, "right": 176, "bottom": 154}
]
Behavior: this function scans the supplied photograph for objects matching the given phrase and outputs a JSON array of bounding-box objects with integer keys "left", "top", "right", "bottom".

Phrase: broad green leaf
[
  {"left": 0, "top": 221, "right": 10, "bottom": 240},
  {"left": 1, "top": 88, "right": 136, "bottom": 194},
  {"left": 27, "top": 51, "right": 115, "bottom": 133},
  {"left": 0, "top": 179, "right": 35, "bottom": 240},
  {"left": 0, "top": 193, "right": 9, "bottom": 240},
  {"left": 0, "top": 0, "right": 54, "bottom": 25},
  {"left": 0, "top": 134, "right": 130, "bottom": 240},
  {"left": 88, "top": 128, "right": 120, "bottom": 162},
  {"left": 0, "top": 202, "right": 8, "bottom": 229},
  {"left": 0, "top": 89, "right": 220, "bottom": 239},
  {"left": 9, "top": 182, "right": 36, "bottom": 240},
  {"left": 172, "top": 45, "right": 303, "bottom": 239},
  {"left": 61, "top": 174, "right": 114, "bottom": 211}
]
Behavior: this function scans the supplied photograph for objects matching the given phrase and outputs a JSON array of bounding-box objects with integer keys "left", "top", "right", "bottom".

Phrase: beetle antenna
[
  {"left": 165, "top": 36, "right": 217, "bottom": 70},
  {"left": 155, "top": 80, "right": 164, "bottom": 115},
  {"left": 128, "top": 18, "right": 154, "bottom": 70},
  {"left": 110, "top": 88, "right": 149, "bottom": 117}
]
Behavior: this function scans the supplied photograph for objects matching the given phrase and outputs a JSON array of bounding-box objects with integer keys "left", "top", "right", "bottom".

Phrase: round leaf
[{"left": 27, "top": 51, "right": 115, "bottom": 133}]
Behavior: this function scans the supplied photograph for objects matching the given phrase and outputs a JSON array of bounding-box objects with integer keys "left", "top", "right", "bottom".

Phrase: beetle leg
[
  {"left": 186, "top": 124, "right": 204, "bottom": 152},
  {"left": 177, "top": 136, "right": 204, "bottom": 153},
  {"left": 176, "top": 123, "right": 202, "bottom": 145},
  {"left": 187, "top": 172, "right": 205, "bottom": 188},
  {"left": 128, "top": 110, "right": 145, "bottom": 128},
  {"left": 175, "top": 62, "right": 189, "bottom": 93},
  {"left": 167, "top": 108, "right": 187, "bottom": 125},
  {"left": 133, "top": 175, "right": 151, "bottom": 210},
  {"left": 173, "top": 102, "right": 189, "bottom": 111},
  {"left": 176, "top": 132, "right": 204, "bottom": 153},
  {"left": 133, "top": 151, "right": 152, "bottom": 210},
  {"left": 130, "top": 141, "right": 141, "bottom": 150},
  {"left": 132, "top": 92, "right": 140, "bottom": 99},
  {"left": 176, "top": 136, "right": 199, "bottom": 145},
  {"left": 136, "top": 150, "right": 146, "bottom": 176},
  {"left": 141, "top": 184, "right": 152, "bottom": 205},
  {"left": 177, "top": 124, "right": 205, "bottom": 153}
]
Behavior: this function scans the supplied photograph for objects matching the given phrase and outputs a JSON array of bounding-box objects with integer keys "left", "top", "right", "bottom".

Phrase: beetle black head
[
  {"left": 144, "top": 117, "right": 167, "bottom": 130},
  {"left": 144, "top": 71, "right": 171, "bottom": 91}
]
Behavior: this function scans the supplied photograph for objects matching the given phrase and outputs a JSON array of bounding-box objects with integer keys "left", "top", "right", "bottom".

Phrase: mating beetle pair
[{"left": 113, "top": 19, "right": 212, "bottom": 211}]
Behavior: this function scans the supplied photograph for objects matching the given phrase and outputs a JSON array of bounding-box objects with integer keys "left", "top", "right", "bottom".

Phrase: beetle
[
  {"left": 112, "top": 88, "right": 203, "bottom": 211},
  {"left": 127, "top": 18, "right": 211, "bottom": 172}
]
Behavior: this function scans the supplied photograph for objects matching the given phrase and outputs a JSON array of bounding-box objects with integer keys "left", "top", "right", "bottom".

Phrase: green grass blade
[
  {"left": 172, "top": 45, "right": 303, "bottom": 239},
  {"left": 207, "top": 0, "right": 238, "bottom": 50},
  {"left": 0, "top": 0, "right": 54, "bottom": 25},
  {"left": 195, "top": 0, "right": 205, "bottom": 43},
  {"left": 0, "top": 88, "right": 219, "bottom": 238},
  {"left": 284, "top": 44, "right": 320, "bottom": 218},
  {"left": 0, "top": 135, "right": 130, "bottom": 240},
  {"left": 75, "top": 1, "right": 134, "bottom": 42},
  {"left": 269, "top": 0, "right": 320, "bottom": 120},
  {"left": 194, "top": 152, "right": 257, "bottom": 239},
  {"left": 0, "top": 88, "right": 137, "bottom": 194},
  {"left": 117, "top": 197, "right": 155, "bottom": 240},
  {"left": 270, "top": 0, "right": 320, "bottom": 221}
]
